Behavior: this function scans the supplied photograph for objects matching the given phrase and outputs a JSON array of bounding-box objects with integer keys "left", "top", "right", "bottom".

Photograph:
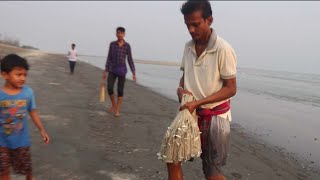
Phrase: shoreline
[
  {"left": 78, "top": 54, "right": 320, "bottom": 76},
  {"left": 79, "top": 54, "right": 180, "bottom": 67},
  {"left": 0, "top": 43, "right": 319, "bottom": 179}
]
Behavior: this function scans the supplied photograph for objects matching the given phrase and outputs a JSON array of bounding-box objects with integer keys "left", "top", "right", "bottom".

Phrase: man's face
[
  {"left": 1, "top": 67, "right": 27, "bottom": 88},
  {"left": 116, "top": 31, "right": 125, "bottom": 41},
  {"left": 184, "top": 10, "right": 213, "bottom": 42}
]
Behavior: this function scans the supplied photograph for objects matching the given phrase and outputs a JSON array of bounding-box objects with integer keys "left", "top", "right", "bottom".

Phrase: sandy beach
[{"left": 1, "top": 43, "right": 319, "bottom": 180}]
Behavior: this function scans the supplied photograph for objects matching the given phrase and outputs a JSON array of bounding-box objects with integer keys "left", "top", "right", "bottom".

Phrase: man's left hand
[{"left": 180, "top": 101, "right": 198, "bottom": 113}]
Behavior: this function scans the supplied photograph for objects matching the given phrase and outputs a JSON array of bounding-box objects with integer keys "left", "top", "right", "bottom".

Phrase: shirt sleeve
[
  {"left": 180, "top": 45, "right": 187, "bottom": 71},
  {"left": 127, "top": 44, "right": 135, "bottom": 74},
  {"left": 28, "top": 89, "right": 36, "bottom": 111},
  {"left": 105, "top": 43, "right": 112, "bottom": 72},
  {"left": 218, "top": 47, "right": 237, "bottom": 79}
]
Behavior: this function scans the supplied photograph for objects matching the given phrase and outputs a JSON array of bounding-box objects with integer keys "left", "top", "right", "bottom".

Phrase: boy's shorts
[
  {"left": 198, "top": 115, "right": 230, "bottom": 177},
  {"left": 0, "top": 146, "right": 32, "bottom": 175}
]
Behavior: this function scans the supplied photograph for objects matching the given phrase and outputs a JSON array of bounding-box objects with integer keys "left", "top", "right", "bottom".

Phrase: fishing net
[{"left": 158, "top": 94, "right": 201, "bottom": 163}]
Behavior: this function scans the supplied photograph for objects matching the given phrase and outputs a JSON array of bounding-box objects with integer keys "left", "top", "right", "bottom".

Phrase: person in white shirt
[{"left": 67, "top": 43, "right": 77, "bottom": 75}]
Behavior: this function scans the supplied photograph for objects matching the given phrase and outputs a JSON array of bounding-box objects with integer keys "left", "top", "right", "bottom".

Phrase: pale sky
[{"left": 1, "top": 1, "right": 319, "bottom": 74}]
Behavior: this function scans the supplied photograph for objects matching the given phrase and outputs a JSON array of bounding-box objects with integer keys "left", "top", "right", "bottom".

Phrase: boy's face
[
  {"left": 116, "top": 31, "right": 125, "bottom": 41},
  {"left": 184, "top": 10, "right": 213, "bottom": 42},
  {"left": 1, "top": 67, "right": 27, "bottom": 88}
]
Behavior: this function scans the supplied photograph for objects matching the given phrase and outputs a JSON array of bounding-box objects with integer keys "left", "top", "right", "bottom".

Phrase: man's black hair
[
  {"left": 116, "top": 27, "right": 126, "bottom": 33},
  {"left": 181, "top": 0, "right": 212, "bottom": 19},
  {"left": 0, "top": 54, "right": 29, "bottom": 73}
]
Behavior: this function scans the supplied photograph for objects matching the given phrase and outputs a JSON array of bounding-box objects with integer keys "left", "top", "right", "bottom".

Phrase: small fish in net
[{"left": 158, "top": 94, "right": 201, "bottom": 163}]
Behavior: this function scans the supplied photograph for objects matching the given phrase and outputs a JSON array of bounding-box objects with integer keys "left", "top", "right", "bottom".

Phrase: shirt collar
[
  {"left": 188, "top": 28, "right": 218, "bottom": 53},
  {"left": 206, "top": 29, "right": 218, "bottom": 52}
]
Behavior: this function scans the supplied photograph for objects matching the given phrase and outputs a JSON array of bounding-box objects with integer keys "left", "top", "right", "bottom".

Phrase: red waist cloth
[
  {"left": 196, "top": 100, "right": 231, "bottom": 117},
  {"left": 196, "top": 100, "right": 230, "bottom": 150}
]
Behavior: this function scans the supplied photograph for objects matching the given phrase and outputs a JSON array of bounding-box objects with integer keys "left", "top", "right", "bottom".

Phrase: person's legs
[
  {"left": 115, "top": 75, "right": 125, "bottom": 117},
  {"left": 0, "top": 147, "right": 11, "bottom": 180},
  {"left": 202, "top": 156, "right": 226, "bottom": 180},
  {"left": 107, "top": 72, "right": 117, "bottom": 112},
  {"left": 11, "top": 147, "right": 33, "bottom": 180},
  {"left": 0, "top": 172, "right": 10, "bottom": 180},
  {"left": 166, "top": 162, "right": 183, "bottom": 180},
  {"left": 206, "top": 174, "right": 226, "bottom": 180},
  {"left": 115, "top": 97, "right": 122, "bottom": 117},
  {"left": 26, "top": 174, "right": 34, "bottom": 180},
  {"left": 201, "top": 116, "right": 230, "bottom": 180},
  {"left": 71, "top": 61, "right": 76, "bottom": 74},
  {"left": 68, "top": 61, "right": 73, "bottom": 74},
  {"left": 69, "top": 61, "right": 76, "bottom": 74}
]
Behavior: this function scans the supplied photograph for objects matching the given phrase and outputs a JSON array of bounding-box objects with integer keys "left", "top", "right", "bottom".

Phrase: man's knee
[
  {"left": 117, "top": 85, "right": 124, "bottom": 97},
  {"left": 107, "top": 84, "right": 114, "bottom": 95},
  {"left": 117, "top": 90, "right": 124, "bottom": 97}
]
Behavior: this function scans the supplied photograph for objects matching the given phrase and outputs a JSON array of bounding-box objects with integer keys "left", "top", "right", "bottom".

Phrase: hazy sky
[{"left": 1, "top": 1, "right": 319, "bottom": 74}]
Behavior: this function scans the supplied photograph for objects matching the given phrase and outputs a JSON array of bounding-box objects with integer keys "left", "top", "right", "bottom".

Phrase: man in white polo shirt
[{"left": 167, "top": 1, "right": 237, "bottom": 180}]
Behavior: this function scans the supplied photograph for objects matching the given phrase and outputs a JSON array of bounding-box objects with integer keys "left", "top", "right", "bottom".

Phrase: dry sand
[{"left": 0, "top": 44, "right": 319, "bottom": 179}]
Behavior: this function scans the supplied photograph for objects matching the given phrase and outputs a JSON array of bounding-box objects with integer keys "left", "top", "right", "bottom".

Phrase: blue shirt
[{"left": 0, "top": 86, "right": 36, "bottom": 149}]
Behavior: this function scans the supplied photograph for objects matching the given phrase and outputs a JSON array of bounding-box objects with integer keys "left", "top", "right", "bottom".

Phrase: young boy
[
  {"left": 0, "top": 54, "right": 49, "bottom": 180},
  {"left": 103, "top": 27, "right": 136, "bottom": 117}
]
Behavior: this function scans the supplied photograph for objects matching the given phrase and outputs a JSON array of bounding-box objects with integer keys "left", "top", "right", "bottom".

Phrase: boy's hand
[
  {"left": 103, "top": 71, "right": 107, "bottom": 80},
  {"left": 41, "top": 130, "right": 50, "bottom": 144},
  {"left": 133, "top": 74, "right": 137, "bottom": 82}
]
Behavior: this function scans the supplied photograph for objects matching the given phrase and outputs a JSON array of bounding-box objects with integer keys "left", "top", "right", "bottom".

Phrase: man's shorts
[
  {"left": 0, "top": 146, "right": 32, "bottom": 175},
  {"left": 198, "top": 115, "right": 230, "bottom": 177}
]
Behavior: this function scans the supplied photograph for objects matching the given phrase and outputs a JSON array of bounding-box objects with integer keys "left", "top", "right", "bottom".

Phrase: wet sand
[{"left": 1, "top": 44, "right": 319, "bottom": 179}]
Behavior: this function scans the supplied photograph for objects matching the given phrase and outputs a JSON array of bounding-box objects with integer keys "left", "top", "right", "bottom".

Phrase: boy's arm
[
  {"left": 127, "top": 44, "right": 136, "bottom": 81},
  {"left": 29, "top": 110, "right": 50, "bottom": 144},
  {"left": 103, "top": 43, "right": 112, "bottom": 80}
]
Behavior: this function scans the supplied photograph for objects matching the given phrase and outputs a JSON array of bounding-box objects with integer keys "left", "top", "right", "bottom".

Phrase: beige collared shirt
[{"left": 180, "top": 30, "right": 237, "bottom": 120}]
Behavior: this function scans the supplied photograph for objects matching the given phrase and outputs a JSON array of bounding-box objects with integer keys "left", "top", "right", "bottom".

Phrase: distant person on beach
[
  {"left": 169, "top": 1, "right": 237, "bottom": 180},
  {"left": 0, "top": 54, "right": 50, "bottom": 180},
  {"left": 103, "top": 27, "right": 136, "bottom": 117},
  {"left": 67, "top": 43, "right": 77, "bottom": 75}
]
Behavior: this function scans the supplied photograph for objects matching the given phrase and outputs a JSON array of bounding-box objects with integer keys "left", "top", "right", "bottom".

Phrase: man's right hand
[{"left": 177, "top": 87, "right": 193, "bottom": 102}]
